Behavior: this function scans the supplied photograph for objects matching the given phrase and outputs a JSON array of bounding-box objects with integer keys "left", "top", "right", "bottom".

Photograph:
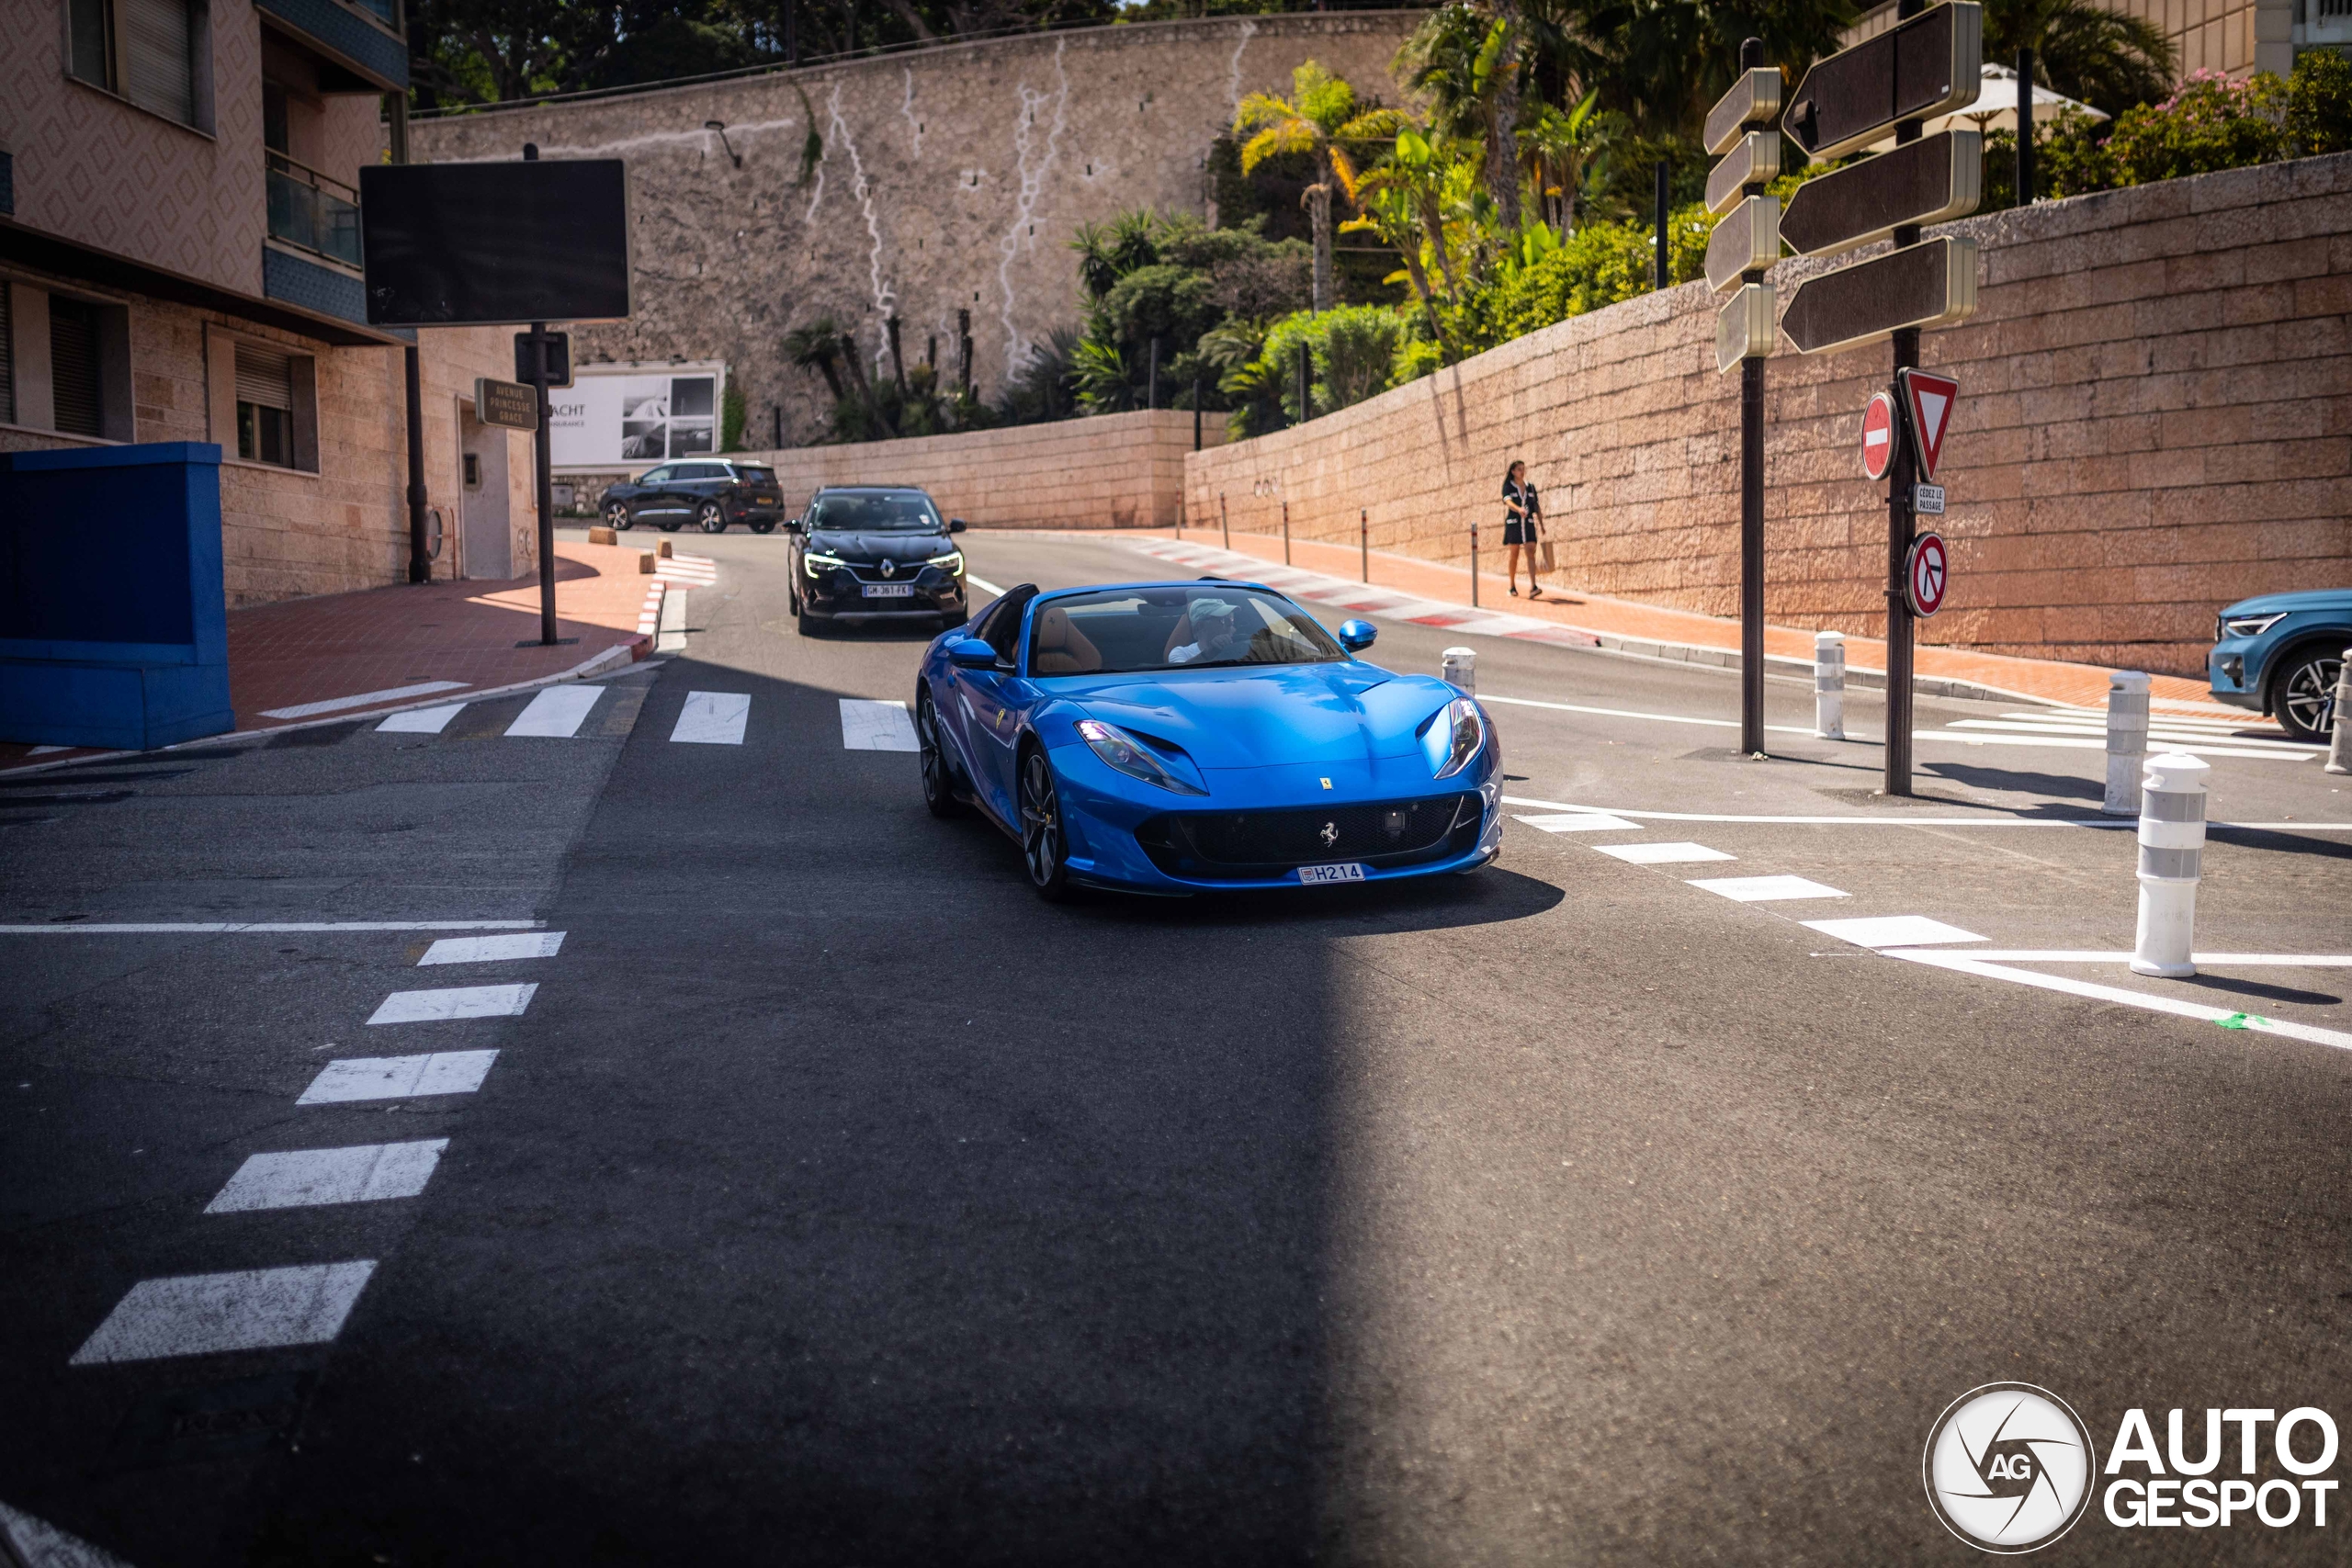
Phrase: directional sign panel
[
  {"left": 1715, "top": 283, "right": 1775, "bottom": 374},
  {"left": 1781, "top": 236, "right": 1978, "bottom": 356},
  {"left": 1783, "top": 3, "right": 1982, "bottom": 164},
  {"left": 1705, "top": 197, "right": 1781, "bottom": 294},
  {"left": 1704, "top": 67, "right": 1784, "bottom": 157},
  {"left": 1706, "top": 131, "right": 1783, "bottom": 216},
  {"left": 1782, "top": 130, "right": 1982, "bottom": 257}
]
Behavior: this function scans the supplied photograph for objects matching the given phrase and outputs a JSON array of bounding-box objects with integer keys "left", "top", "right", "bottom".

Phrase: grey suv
[{"left": 601, "top": 459, "right": 786, "bottom": 534}]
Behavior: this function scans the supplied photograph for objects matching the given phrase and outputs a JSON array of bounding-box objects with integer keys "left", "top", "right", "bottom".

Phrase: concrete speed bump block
[
  {"left": 588, "top": 525, "right": 617, "bottom": 545},
  {"left": 657, "top": 538, "right": 674, "bottom": 559},
  {"left": 638, "top": 552, "right": 657, "bottom": 573}
]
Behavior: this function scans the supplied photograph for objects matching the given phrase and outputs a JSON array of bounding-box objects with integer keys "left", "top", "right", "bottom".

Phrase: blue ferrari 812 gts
[{"left": 914, "top": 581, "right": 1502, "bottom": 899}]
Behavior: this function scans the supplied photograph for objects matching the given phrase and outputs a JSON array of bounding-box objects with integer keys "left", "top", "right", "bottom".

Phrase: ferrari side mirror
[
  {"left": 1338, "top": 619, "right": 1377, "bottom": 652},
  {"left": 946, "top": 637, "right": 998, "bottom": 670}
]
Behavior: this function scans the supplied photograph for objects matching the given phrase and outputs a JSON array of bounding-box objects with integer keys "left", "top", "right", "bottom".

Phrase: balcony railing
[{"left": 266, "top": 152, "right": 361, "bottom": 269}]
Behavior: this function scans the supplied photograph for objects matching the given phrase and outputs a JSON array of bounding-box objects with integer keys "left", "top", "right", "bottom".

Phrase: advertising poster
[{"left": 551, "top": 364, "right": 721, "bottom": 469}]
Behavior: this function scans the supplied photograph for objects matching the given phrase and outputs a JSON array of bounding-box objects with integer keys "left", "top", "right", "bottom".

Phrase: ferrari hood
[{"left": 1047, "top": 664, "right": 1453, "bottom": 767}]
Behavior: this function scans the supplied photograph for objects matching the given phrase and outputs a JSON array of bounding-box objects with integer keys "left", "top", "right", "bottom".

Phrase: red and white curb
[{"left": 638, "top": 579, "right": 668, "bottom": 637}]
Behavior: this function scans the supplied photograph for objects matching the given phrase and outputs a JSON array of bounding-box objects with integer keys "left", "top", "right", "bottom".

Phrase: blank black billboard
[{"left": 358, "top": 161, "right": 632, "bottom": 327}]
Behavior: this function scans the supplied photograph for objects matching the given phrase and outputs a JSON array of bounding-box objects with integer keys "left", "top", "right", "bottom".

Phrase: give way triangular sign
[{"left": 1899, "top": 369, "right": 1960, "bottom": 481}]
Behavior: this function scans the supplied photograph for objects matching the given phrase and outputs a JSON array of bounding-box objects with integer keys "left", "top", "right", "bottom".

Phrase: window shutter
[
  {"left": 236, "top": 342, "right": 294, "bottom": 412},
  {"left": 121, "top": 0, "right": 195, "bottom": 127},
  {"left": 51, "top": 299, "right": 104, "bottom": 438}
]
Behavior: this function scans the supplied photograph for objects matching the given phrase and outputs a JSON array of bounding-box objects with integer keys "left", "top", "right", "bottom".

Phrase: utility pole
[
  {"left": 1884, "top": 0, "right": 1928, "bottom": 795},
  {"left": 1736, "top": 39, "right": 1768, "bottom": 757},
  {"left": 389, "top": 93, "right": 429, "bottom": 585},
  {"left": 2017, "top": 48, "right": 2035, "bottom": 204},
  {"left": 1654, "top": 160, "right": 1670, "bottom": 288},
  {"left": 523, "top": 143, "right": 558, "bottom": 648}
]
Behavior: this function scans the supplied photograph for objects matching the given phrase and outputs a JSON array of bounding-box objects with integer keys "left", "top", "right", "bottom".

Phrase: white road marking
[
  {"left": 655, "top": 553, "right": 718, "bottom": 584},
  {"left": 0, "top": 1499, "right": 137, "bottom": 1567},
  {"left": 1915, "top": 729, "right": 2310, "bottom": 761},
  {"left": 204, "top": 1140, "right": 447, "bottom": 1213},
  {"left": 1947, "top": 716, "right": 2312, "bottom": 751},
  {"left": 419, "top": 931, "right": 565, "bottom": 964},
  {"left": 27, "top": 745, "right": 72, "bottom": 754},
  {"left": 656, "top": 587, "right": 689, "bottom": 653},
  {"left": 840, "top": 697, "right": 921, "bottom": 751},
  {"left": 367, "top": 984, "right": 537, "bottom": 1024},
  {"left": 1889, "top": 950, "right": 2352, "bottom": 966},
  {"left": 1688, "top": 874, "right": 1849, "bottom": 902},
  {"left": 1596, "top": 840, "right": 1735, "bottom": 864},
  {"left": 297, "top": 1050, "right": 499, "bottom": 1104},
  {"left": 1498, "top": 795, "right": 2352, "bottom": 831},
  {"left": 378, "top": 703, "right": 468, "bottom": 734},
  {"left": 70, "top": 1262, "right": 377, "bottom": 1364},
  {"left": 0, "top": 920, "right": 543, "bottom": 935},
  {"left": 1804, "top": 915, "right": 1986, "bottom": 948},
  {"left": 1884, "top": 949, "right": 2352, "bottom": 1051},
  {"left": 966, "top": 574, "right": 1005, "bottom": 598},
  {"left": 1481, "top": 693, "right": 1818, "bottom": 736},
  {"left": 1511, "top": 812, "right": 1642, "bottom": 832},
  {"left": 505, "top": 685, "right": 604, "bottom": 738},
  {"left": 260, "top": 682, "right": 468, "bottom": 721},
  {"left": 672, "top": 691, "right": 751, "bottom": 744}
]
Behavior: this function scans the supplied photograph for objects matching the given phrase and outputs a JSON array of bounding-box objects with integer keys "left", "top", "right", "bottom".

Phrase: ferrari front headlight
[
  {"left": 1075, "top": 718, "right": 1206, "bottom": 795},
  {"left": 1423, "top": 697, "right": 1487, "bottom": 779}
]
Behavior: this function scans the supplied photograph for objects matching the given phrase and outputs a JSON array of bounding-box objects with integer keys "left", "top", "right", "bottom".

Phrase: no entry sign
[
  {"left": 1862, "top": 392, "right": 1899, "bottom": 480},
  {"left": 1900, "top": 369, "right": 1961, "bottom": 480},
  {"left": 1906, "top": 531, "right": 1951, "bottom": 617}
]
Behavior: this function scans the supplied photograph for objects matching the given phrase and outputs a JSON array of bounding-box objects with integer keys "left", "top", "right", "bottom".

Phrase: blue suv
[{"left": 2208, "top": 590, "right": 2352, "bottom": 742}]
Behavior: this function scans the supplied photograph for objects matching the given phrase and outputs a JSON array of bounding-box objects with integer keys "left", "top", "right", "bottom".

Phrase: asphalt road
[{"left": 2, "top": 528, "right": 2346, "bottom": 1566}]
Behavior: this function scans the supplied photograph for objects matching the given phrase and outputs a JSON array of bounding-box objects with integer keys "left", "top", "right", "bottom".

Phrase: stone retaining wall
[{"left": 1180, "top": 152, "right": 2352, "bottom": 679}]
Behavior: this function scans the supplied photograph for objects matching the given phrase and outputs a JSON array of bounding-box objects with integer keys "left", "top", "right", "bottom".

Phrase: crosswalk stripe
[
  {"left": 366, "top": 984, "right": 536, "bottom": 1024},
  {"left": 379, "top": 703, "right": 468, "bottom": 734},
  {"left": 1597, "top": 840, "right": 1734, "bottom": 864},
  {"left": 840, "top": 697, "right": 920, "bottom": 751},
  {"left": 297, "top": 1050, "right": 499, "bottom": 1104},
  {"left": 203, "top": 1140, "right": 448, "bottom": 1213},
  {"left": 1687, "top": 874, "right": 1849, "bottom": 902},
  {"left": 419, "top": 931, "right": 565, "bottom": 964},
  {"left": 1512, "top": 812, "right": 1642, "bottom": 832},
  {"left": 672, "top": 691, "right": 751, "bottom": 744},
  {"left": 1803, "top": 915, "right": 1986, "bottom": 948},
  {"left": 72, "top": 1262, "right": 378, "bottom": 1364},
  {"left": 505, "top": 685, "right": 603, "bottom": 738}
]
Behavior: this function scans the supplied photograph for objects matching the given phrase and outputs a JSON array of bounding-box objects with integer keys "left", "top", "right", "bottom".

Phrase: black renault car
[
  {"left": 786, "top": 487, "right": 969, "bottom": 635},
  {"left": 601, "top": 459, "right": 786, "bottom": 534}
]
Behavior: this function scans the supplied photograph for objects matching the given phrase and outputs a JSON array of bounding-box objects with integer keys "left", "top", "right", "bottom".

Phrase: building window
[
  {"left": 66, "top": 0, "right": 209, "bottom": 132},
  {"left": 235, "top": 341, "right": 296, "bottom": 467},
  {"left": 51, "top": 297, "right": 106, "bottom": 438}
]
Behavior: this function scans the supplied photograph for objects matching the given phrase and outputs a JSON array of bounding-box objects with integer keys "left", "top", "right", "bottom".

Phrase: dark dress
[{"left": 1502, "top": 479, "right": 1530, "bottom": 546}]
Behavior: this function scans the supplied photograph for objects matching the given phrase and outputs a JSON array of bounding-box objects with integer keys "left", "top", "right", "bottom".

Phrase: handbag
[{"left": 1534, "top": 536, "right": 1555, "bottom": 573}]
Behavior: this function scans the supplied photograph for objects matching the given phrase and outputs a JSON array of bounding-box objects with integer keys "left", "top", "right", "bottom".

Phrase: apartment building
[{"left": 0, "top": 0, "right": 534, "bottom": 604}]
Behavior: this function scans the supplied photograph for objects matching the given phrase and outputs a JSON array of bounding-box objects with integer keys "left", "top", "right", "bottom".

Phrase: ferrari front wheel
[
  {"left": 918, "top": 688, "right": 967, "bottom": 818},
  {"left": 1019, "top": 749, "right": 1072, "bottom": 902}
]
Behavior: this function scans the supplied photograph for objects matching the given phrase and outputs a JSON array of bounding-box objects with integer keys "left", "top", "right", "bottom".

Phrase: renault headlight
[
  {"left": 805, "top": 550, "right": 847, "bottom": 577},
  {"left": 1074, "top": 719, "right": 1206, "bottom": 795},
  {"left": 2219, "top": 612, "right": 2285, "bottom": 639},
  {"left": 926, "top": 550, "right": 964, "bottom": 573},
  {"left": 1421, "top": 697, "right": 1487, "bottom": 779}
]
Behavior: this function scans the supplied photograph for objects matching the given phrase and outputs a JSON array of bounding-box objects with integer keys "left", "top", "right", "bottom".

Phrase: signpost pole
[
  {"left": 2017, "top": 48, "right": 2035, "bottom": 204},
  {"left": 1653, "top": 161, "right": 1670, "bottom": 289},
  {"left": 1883, "top": 0, "right": 1928, "bottom": 795},
  {"left": 1737, "top": 38, "right": 1768, "bottom": 758},
  {"left": 523, "top": 139, "right": 558, "bottom": 646}
]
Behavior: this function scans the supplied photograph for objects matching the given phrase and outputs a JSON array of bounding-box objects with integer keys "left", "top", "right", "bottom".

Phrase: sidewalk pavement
[
  {"left": 0, "top": 541, "right": 666, "bottom": 773},
  {"left": 1139, "top": 526, "right": 2244, "bottom": 719}
]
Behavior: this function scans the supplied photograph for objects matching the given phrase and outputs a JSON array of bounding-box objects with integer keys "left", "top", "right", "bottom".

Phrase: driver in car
[{"left": 1167, "top": 599, "right": 1244, "bottom": 666}]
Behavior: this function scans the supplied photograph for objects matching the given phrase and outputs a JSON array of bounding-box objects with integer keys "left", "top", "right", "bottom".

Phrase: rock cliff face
[{"left": 408, "top": 15, "right": 1419, "bottom": 447}]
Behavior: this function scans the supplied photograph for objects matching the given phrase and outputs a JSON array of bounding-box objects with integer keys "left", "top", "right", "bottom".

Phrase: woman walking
[{"left": 1502, "top": 460, "right": 1545, "bottom": 600}]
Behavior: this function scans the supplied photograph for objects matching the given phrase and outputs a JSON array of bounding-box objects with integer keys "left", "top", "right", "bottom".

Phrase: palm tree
[
  {"left": 784, "top": 318, "right": 847, "bottom": 400},
  {"left": 1517, "top": 88, "right": 1604, "bottom": 240},
  {"left": 1983, "top": 0, "right": 2175, "bottom": 117},
  {"left": 1340, "top": 122, "right": 1473, "bottom": 355},
  {"left": 1233, "top": 62, "right": 1386, "bottom": 313},
  {"left": 1397, "top": 6, "right": 1524, "bottom": 231}
]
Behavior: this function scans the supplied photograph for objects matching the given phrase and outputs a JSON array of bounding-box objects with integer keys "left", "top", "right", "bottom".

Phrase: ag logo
[{"left": 1924, "top": 1384, "right": 2096, "bottom": 1553}]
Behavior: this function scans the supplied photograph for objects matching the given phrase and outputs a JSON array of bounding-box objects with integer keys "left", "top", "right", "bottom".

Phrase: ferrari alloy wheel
[
  {"left": 604, "top": 501, "right": 632, "bottom": 532},
  {"left": 697, "top": 502, "right": 727, "bottom": 534},
  {"left": 918, "top": 688, "right": 966, "bottom": 818},
  {"left": 1020, "top": 749, "right": 1072, "bottom": 901},
  {"left": 2275, "top": 649, "right": 2342, "bottom": 744}
]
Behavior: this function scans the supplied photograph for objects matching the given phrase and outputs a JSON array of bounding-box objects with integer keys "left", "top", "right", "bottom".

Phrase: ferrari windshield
[
  {"left": 810, "top": 491, "right": 942, "bottom": 531},
  {"left": 1029, "top": 586, "right": 1347, "bottom": 676}
]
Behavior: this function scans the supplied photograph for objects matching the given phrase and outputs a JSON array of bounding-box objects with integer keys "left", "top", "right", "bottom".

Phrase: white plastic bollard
[
  {"left": 1814, "top": 631, "right": 1846, "bottom": 739},
  {"left": 2131, "top": 750, "right": 2210, "bottom": 977},
  {"left": 1442, "top": 647, "right": 1476, "bottom": 694},
  {"left": 2103, "top": 671, "right": 2150, "bottom": 815},
  {"left": 2327, "top": 647, "right": 2350, "bottom": 776}
]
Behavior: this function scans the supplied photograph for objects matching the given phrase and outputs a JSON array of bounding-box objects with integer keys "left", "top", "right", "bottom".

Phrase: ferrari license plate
[
  {"left": 1296, "top": 862, "right": 1366, "bottom": 885},
  {"left": 862, "top": 583, "right": 915, "bottom": 598}
]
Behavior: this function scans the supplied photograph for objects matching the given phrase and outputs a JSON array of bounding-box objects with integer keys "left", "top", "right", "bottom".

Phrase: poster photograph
[{"left": 551, "top": 362, "right": 723, "bottom": 470}]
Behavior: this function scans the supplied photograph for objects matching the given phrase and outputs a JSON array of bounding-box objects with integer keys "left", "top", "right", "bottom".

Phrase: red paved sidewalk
[{"left": 0, "top": 541, "right": 661, "bottom": 771}]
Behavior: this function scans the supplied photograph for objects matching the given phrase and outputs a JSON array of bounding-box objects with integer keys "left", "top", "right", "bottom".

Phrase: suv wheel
[
  {"left": 604, "top": 501, "right": 632, "bottom": 532},
  {"left": 2273, "top": 647, "right": 2344, "bottom": 744},
  {"left": 697, "top": 502, "right": 727, "bottom": 534}
]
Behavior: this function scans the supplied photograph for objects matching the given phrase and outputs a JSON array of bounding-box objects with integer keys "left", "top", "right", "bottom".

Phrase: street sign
[
  {"left": 1783, "top": 3, "right": 1982, "bottom": 163},
  {"left": 1715, "top": 283, "right": 1775, "bottom": 374},
  {"left": 1905, "top": 531, "right": 1951, "bottom": 616},
  {"left": 1705, "top": 196, "right": 1781, "bottom": 294},
  {"left": 515, "top": 331, "right": 572, "bottom": 389},
  {"left": 473, "top": 378, "right": 538, "bottom": 432},
  {"left": 1781, "top": 235, "right": 1978, "bottom": 355},
  {"left": 1862, "top": 391, "right": 1899, "bottom": 479},
  {"left": 1704, "top": 67, "right": 1784, "bottom": 157},
  {"left": 1899, "top": 367, "right": 1961, "bottom": 479},
  {"left": 1914, "top": 482, "right": 1947, "bottom": 513},
  {"left": 1705, "top": 131, "right": 1782, "bottom": 216},
  {"left": 1782, "top": 130, "right": 1982, "bottom": 258}
]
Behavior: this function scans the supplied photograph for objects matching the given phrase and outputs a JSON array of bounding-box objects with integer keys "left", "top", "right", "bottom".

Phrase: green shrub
[
  {"left": 1452, "top": 207, "right": 1710, "bottom": 352},
  {"left": 1259, "top": 304, "right": 1412, "bottom": 423},
  {"left": 2287, "top": 48, "right": 2352, "bottom": 156},
  {"left": 2104, "top": 69, "right": 2289, "bottom": 184}
]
